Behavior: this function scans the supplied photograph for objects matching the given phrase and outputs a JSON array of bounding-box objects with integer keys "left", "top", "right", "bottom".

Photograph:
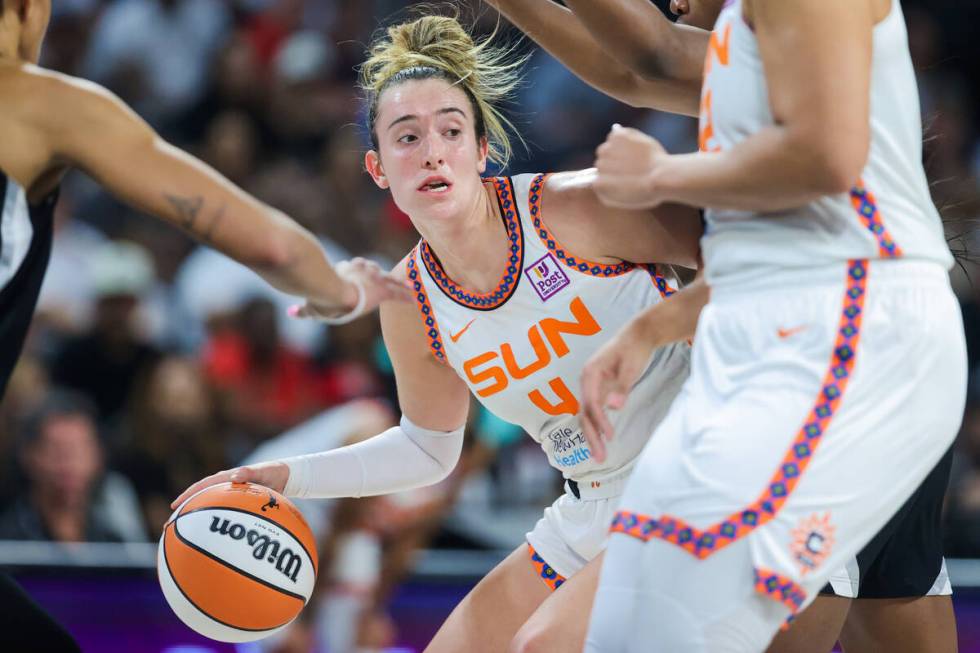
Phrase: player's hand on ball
[
  {"left": 594, "top": 124, "right": 669, "bottom": 209},
  {"left": 579, "top": 323, "right": 655, "bottom": 464},
  {"left": 290, "top": 257, "right": 412, "bottom": 322},
  {"left": 170, "top": 461, "right": 290, "bottom": 510}
]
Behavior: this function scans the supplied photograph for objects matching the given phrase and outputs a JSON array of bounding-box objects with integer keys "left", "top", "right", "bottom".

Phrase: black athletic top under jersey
[{"left": 0, "top": 169, "right": 58, "bottom": 397}]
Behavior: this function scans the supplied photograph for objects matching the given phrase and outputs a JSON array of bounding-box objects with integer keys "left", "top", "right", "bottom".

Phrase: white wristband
[{"left": 317, "top": 277, "right": 367, "bottom": 325}]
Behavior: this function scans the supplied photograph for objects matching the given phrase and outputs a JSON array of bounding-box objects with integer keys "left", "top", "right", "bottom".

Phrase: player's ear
[{"left": 365, "top": 150, "right": 389, "bottom": 189}]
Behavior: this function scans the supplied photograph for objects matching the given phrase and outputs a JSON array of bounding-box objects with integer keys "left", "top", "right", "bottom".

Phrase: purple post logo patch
[{"left": 525, "top": 253, "right": 570, "bottom": 302}]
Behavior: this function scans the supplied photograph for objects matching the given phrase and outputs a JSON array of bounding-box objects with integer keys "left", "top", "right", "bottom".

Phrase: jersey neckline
[{"left": 418, "top": 176, "right": 525, "bottom": 311}]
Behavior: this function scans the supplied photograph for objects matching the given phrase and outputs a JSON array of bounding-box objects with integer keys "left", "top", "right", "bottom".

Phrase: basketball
[{"left": 157, "top": 482, "right": 318, "bottom": 643}]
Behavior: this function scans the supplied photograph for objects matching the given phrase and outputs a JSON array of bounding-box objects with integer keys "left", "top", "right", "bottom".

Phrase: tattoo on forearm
[
  {"left": 164, "top": 195, "right": 226, "bottom": 244},
  {"left": 164, "top": 194, "right": 204, "bottom": 231},
  {"left": 202, "top": 204, "right": 226, "bottom": 243}
]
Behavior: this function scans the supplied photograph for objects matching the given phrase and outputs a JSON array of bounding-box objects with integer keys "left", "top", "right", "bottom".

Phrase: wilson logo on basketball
[{"left": 208, "top": 517, "right": 303, "bottom": 583}]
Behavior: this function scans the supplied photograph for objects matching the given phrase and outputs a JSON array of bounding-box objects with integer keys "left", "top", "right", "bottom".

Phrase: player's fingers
[
  {"left": 581, "top": 406, "right": 607, "bottom": 464},
  {"left": 170, "top": 470, "right": 235, "bottom": 510},
  {"left": 606, "top": 392, "right": 627, "bottom": 411},
  {"left": 580, "top": 366, "right": 611, "bottom": 463},
  {"left": 382, "top": 276, "right": 414, "bottom": 302}
]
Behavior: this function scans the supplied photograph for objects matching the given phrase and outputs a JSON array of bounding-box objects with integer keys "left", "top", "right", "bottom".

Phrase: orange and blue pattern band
[
  {"left": 419, "top": 177, "right": 524, "bottom": 311},
  {"left": 755, "top": 568, "right": 806, "bottom": 627},
  {"left": 407, "top": 247, "right": 447, "bottom": 364},
  {"left": 610, "top": 259, "right": 869, "bottom": 580},
  {"left": 528, "top": 174, "right": 635, "bottom": 278},
  {"left": 850, "top": 180, "right": 903, "bottom": 259},
  {"left": 528, "top": 544, "right": 566, "bottom": 592}
]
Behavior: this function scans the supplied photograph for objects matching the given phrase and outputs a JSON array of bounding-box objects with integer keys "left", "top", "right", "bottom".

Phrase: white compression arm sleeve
[{"left": 281, "top": 416, "right": 465, "bottom": 499}]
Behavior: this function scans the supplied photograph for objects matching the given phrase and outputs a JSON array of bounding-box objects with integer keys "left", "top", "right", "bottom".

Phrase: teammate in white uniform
[
  {"left": 488, "top": 0, "right": 960, "bottom": 650},
  {"left": 173, "top": 14, "right": 701, "bottom": 652},
  {"left": 571, "top": 0, "right": 967, "bottom": 651}
]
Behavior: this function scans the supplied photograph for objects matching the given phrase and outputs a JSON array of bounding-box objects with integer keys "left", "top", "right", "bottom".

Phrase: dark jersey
[{"left": 0, "top": 170, "right": 58, "bottom": 397}]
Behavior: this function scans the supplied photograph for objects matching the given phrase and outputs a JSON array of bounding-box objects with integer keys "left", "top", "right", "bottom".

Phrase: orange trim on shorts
[
  {"left": 527, "top": 543, "right": 566, "bottom": 591},
  {"left": 754, "top": 567, "right": 806, "bottom": 630},
  {"left": 850, "top": 181, "right": 903, "bottom": 258},
  {"left": 610, "top": 260, "right": 870, "bottom": 559}
]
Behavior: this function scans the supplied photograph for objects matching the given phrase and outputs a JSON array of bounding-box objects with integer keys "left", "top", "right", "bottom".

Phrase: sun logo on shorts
[{"left": 790, "top": 513, "right": 836, "bottom": 575}]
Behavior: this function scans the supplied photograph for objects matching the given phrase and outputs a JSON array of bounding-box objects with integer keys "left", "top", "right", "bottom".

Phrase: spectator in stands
[
  {"left": 114, "top": 356, "right": 228, "bottom": 539},
  {"left": 0, "top": 391, "right": 144, "bottom": 543},
  {"left": 204, "top": 297, "right": 321, "bottom": 443},
  {"left": 82, "top": 0, "right": 231, "bottom": 126},
  {"left": 49, "top": 241, "right": 161, "bottom": 427}
]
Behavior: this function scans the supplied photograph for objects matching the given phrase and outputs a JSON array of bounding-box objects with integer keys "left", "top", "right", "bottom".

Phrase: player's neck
[{"left": 418, "top": 182, "right": 510, "bottom": 294}]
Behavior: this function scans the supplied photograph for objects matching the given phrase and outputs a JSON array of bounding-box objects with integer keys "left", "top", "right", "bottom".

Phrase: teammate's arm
[
  {"left": 580, "top": 275, "right": 708, "bottom": 462},
  {"left": 543, "top": 170, "right": 702, "bottom": 269},
  {"left": 171, "top": 259, "right": 471, "bottom": 506},
  {"left": 595, "top": 2, "right": 873, "bottom": 212},
  {"left": 561, "top": 0, "right": 708, "bottom": 85},
  {"left": 486, "top": 0, "right": 704, "bottom": 115},
  {"left": 42, "top": 72, "right": 407, "bottom": 315}
]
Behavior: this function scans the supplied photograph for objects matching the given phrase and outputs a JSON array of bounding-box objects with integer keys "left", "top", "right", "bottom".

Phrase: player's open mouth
[{"left": 418, "top": 177, "right": 452, "bottom": 194}]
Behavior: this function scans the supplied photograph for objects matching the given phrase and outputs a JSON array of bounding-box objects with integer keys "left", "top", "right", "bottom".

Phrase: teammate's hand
[
  {"left": 170, "top": 461, "right": 290, "bottom": 510},
  {"left": 594, "top": 124, "right": 668, "bottom": 209},
  {"left": 292, "top": 257, "right": 413, "bottom": 322},
  {"left": 579, "top": 321, "right": 657, "bottom": 464}
]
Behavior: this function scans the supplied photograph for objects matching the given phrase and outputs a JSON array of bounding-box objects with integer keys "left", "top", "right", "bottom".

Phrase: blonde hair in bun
[{"left": 361, "top": 11, "right": 527, "bottom": 167}]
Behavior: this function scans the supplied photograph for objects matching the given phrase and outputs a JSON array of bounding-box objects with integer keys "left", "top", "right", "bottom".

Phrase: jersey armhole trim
[{"left": 406, "top": 245, "right": 448, "bottom": 365}]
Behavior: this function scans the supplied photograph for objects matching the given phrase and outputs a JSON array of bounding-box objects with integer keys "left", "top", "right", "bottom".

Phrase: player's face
[
  {"left": 670, "top": 0, "right": 725, "bottom": 30},
  {"left": 19, "top": 0, "right": 51, "bottom": 63},
  {"left": 366, "top": 78, "right": 489, "bottom": 223}
]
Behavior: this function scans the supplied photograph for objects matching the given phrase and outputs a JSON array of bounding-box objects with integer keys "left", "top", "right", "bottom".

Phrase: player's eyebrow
[{"left": 387, "top": 107, "right": 467, "bottom": 131}]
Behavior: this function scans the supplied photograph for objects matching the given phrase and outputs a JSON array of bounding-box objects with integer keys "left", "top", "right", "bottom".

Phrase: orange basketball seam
[{"left": 163, "top": 524, "right": 301, "bottom": 633}]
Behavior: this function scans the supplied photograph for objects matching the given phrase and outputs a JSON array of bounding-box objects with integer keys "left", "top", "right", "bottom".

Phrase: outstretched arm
[
  {"left": 171, "top": 259, "right": 471, "bottom": 507},
  {"left": 42, "top": 72, "right": 407, "bottom": 317},
  {"left": 562, "top": 0, "right": 707, "bottom": 82},
  {"left": 487, "top": 0, "right": 706, "bottom": 115}
]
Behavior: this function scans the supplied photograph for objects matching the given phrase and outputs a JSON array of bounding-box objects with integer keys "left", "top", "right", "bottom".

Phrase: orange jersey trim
[
  {"left": 407, "top": 247, "right": 448, "bottom": 365},
  {"left": 529, "top": 174, "right": 635, "bottom": 278},
  {"left": 850, "top": 180, "right": 903, "bottom": 258},
  {"left": 419, "top": 177, "right": 524, "bottom": 310}
]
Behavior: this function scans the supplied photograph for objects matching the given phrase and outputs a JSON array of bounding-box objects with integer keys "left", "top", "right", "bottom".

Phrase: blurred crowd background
[{"left": 0, "top": 0, "right": 978, "bottom": 651}]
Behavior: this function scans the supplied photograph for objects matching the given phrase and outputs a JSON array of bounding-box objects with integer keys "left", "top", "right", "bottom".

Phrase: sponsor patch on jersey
[
  {"left": 547, "top": 425, "right": 590, "bottom": 468},
  {"left": 790, "top": 512, "right": 836, "bottom": 575},
  {"left": 525, "top": 253, "right": 570, "bottom": 302}
]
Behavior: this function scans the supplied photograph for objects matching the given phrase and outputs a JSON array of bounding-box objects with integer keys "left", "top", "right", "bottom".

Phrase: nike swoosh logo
[
  {"left": 777, "top": 325, "right": 808, "bottom": 339},
  {"left": 450, "top": 318, "right": 477, "bottom": 343}
]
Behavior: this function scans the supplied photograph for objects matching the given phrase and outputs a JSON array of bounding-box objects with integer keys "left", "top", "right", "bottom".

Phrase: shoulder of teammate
[
  {"left": 541, "top": 170, "right": 701, "bottom": 269},
  {"left": 380, "top": 252, "right": 470, "bottom": 431}
]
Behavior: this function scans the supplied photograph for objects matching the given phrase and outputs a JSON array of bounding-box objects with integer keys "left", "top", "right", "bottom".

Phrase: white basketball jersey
[
  {"left": 406, "top": 173, "right": 690, "bottom": 483},
  {"left": 699, "top": 0, "right": 953, "bottom": 288}
]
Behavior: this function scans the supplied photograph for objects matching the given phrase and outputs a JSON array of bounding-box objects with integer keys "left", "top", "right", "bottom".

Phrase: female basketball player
[
  {"left": 173, "top": 13, "right": 701, "bottom": 652},
  {"left": 560, "top": 0, "right": 966, "bottom": 650},
  {"left": 0, "top": 1, "right": 406, "bottom": 650},
  {"left": 491, "top": 1, "right": 963, "bottom": 651}
]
